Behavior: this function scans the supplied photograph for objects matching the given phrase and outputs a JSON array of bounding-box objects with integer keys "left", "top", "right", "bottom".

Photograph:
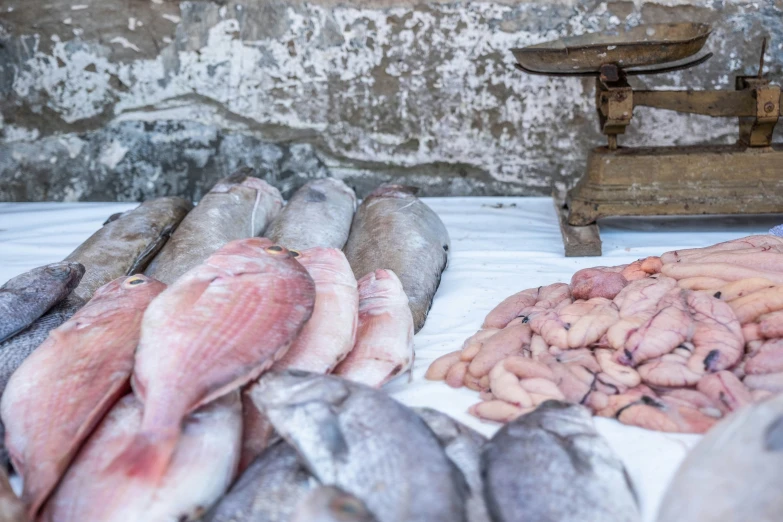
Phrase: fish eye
[
  {"left": 289, "top": 250, "right": 301, "bottom": 258},
  {"left": 265, "top": 245, "right": 286, "bottom": 254},
  {"left": 46, "top": 266, "right": 70, "bottom": 277},
  {"left": 331, "top": 497, "right": 363, "bottom": 515},
  {"left": 126, "top": 276, "right": 146, "bottom": 286}
]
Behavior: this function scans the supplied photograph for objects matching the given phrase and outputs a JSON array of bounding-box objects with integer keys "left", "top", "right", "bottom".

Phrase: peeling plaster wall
[{"left": 0, "top": 0, "right": 781, "bottom": 201}]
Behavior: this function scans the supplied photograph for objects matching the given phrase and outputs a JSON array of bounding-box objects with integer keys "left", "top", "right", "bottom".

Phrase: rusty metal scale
[{"left": 512, "top": 23, "right": 783, "bottom": 257}]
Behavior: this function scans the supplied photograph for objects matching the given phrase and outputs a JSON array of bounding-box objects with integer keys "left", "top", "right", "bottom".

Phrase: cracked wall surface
[{"left": 1, "top": 0, "right": 781, "bottom": 201}]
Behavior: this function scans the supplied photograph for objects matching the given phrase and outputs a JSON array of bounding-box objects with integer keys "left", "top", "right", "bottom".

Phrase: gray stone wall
[{"left": 1, "top": 0, "right": 781, "bottom": 201}]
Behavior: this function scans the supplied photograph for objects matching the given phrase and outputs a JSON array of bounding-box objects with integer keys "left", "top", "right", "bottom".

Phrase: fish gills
[
  {"left": 40, "top": 392, "right": 241, "bottom": 522},
  {"left": 273, "top": 247, "right": 359, "bottom": 374},
  {"left": 250, "top": 370, "right": 468, "bottom": 522},
  {"left": 482, "top": 401, "right": 640, "bottom": 522},
  {"left": 343, "top": 184, "right": 450, "bottom": 333},
  {"left": 117, "top": 238, "right": 315, "bottom": 482},
  {"left": 65, "top": 197, "right": 191, "bottom": 301},
  {"left": 145, "top": 171, "right": 283, "bottom": 284},
  {"left": 0, "top": 262, "right": 84, "bottom": 344},
  {"left": 333, "top": 269, "right": 414, "bottom": 388},
  {"left": 267, "top": 178, "right": 357, "bottom": 251},
  {"left": 1, "top": 275, "right": 166, "bottom": 518}
]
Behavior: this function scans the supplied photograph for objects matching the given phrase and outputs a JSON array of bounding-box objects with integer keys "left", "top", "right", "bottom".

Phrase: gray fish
[
  {"left": 0, "top": 295, "right": 85, "bottom": 468},
  {"left": 343, "top": 184, "right": 449, "bottom": 333},
  {"left": 482, "top": 400, "right": 639, "bottom": 522},
  {"left": 291, "top": 486, "right": 378, "bottom": 522},
  {"left": 656, "top": 394, "right": 783, "bottom": 522},
  {"left": 250, "top": 370, "right": 468, "bottom": 522},
  {"left": 145, "top": 170, "right": 282, "bottom": 284},
  {"left": 0, "top": 262, "right": 84, "bottom": 344},
  {"left": 202, "top": 440, "right": 314, "bottom": 522},
  {"left": 65, "top": 197, "right": 192, "bottom": 301},
  {"left": 266, "top": 178, "right": 357, "bottom": 251},
  {"left": 414, "top": 408, "right": 490, "bottom": 522}
]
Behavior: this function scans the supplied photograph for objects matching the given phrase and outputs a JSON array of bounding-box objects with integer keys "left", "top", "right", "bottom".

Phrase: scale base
[{"left": 567, "top": 144, "right": 783, "bottom": 227}]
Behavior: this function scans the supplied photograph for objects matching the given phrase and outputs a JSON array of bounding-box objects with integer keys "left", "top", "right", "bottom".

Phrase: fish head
[
  {"left": 291, "top": 486, "right": 377, "bottom": 522},
  {"left": 311, "top": 178, "right": 357, "bottom": 207},
  {"left": 251, "top": 371, "right": 351, "bottom": 412},
  {"left": 41, "top": 261, "right": 86, "bottom": 291},
  {"left": 514, "top": 400, "right": 595, "bottom": 438},
  {"left": 89, "top": 275, "right": 167, "bottom": 309},
  {"left": 357, "top": 269, "right": 408, "bottom": 305}
]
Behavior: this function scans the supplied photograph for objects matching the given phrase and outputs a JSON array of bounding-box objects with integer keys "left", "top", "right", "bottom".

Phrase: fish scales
[
  {"left": 343, "top": 185, "right": 449, "bottom": 333},
  {"left": 0, "top": 262, "right": 84, "bottom": 344},
  {"left": 116, "top": 238, "right": 315, "bottom": 482},
  {"left": 145, "top": 171, "right": 282, "bottom": 284},
  {"left": 40, "top": 392, "right": 241, "bottom": 522},
  {"left": 66, "top": 197, "right": 191, "bottom": 300},
  {"left": 203, "top": 440, "right": 314, "bottom": 522},
  {"left": 1, "top": 275, "right": 166, "bottom": 518},
  {"left": 482, "top": 401, "right": 640, "bottom": 522},
  {"left": 250, "top": 371, "right": 468, "bottom": 522},
  {"left": 267, "top": 178, "right": 357, "bottom": 251}
]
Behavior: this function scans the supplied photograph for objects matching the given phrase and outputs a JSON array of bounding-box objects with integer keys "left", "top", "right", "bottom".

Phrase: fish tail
[{"left": 107, "top": 429, "right": 179, "bottom": 482}]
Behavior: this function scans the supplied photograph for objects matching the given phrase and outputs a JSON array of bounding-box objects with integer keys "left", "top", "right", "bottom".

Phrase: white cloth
[{"left": 1, "top": 199, "right": 780, "bottom": 521}]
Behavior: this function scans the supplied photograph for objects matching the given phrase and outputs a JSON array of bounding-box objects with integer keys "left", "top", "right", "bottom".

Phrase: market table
[{"left": 1, "top": 198, "right": 780, "bottom": 521}]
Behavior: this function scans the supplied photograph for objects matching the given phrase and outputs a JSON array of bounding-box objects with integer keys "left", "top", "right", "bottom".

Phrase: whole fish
[
  {"left": 250, "top": 370, "right": 468, "bottom": 522},
  {"left": 0, "top": 262, "right": 84, "bottom": 344},
  {"left": 145, "top": 170, "right": 283, "bottom": 284},
  {"left": 203, "top": 440, "right": 314, "bottom": 522},
  {"left": 290, "top": 486, "right": 378, "bottom": 522},
  {"left": 656, "top": 393, "right": 783, "bottom": 522},
  {"left": 334, "top": 269, "right": 414, "bottom": 388},
  {"left": 40, "top": 392, "right": 241, "bottom": 522},
  {"left": 343, "top": 184, "right": 450, "bottom": 333},
  {"left": 0, "top": 467, "right": 24, "bottom": 522},
  {"left": 115, "top": 238, "right": 315, "bottom": 482},
  {"left": 266, "top": 178, "right": 356, "bottom": 251},
  {"left": 65, "top": 197, "right": 191, "bottom": 301},
  {"left": 482, "top": 401, "right": 640, "bottom": 522},
  {"left": 415, "top": 408, "right": 489, "bottom": 522},
  {"left": 1, "top": 275, "right": 166, "bottom": 518},
  {"left": 272, "top": 247, "right": 358, "bottom": 374}
]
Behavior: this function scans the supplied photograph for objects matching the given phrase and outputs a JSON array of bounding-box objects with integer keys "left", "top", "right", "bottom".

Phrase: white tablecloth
[{"left": 1, "top": 198, "right": 780, "bottom": 521}]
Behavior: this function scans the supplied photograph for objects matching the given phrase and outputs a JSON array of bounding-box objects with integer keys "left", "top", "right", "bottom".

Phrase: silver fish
[
  {"left": 65, "top": 197, "right": 192, "bottom": 301},
  {"left": 482, "top": 401, "right": 639, "bottom": 522},
  {"left": 343, "top": 184, "right": 449, "bottom": 333},
  {"left": 266, "top": 178, "right": 357, "bottom": 251},
  {"left": 250, "top": 370, "right": 468, "bottom": 522},
  {"left": 414, "top": 408, "right": 489, "bottom": 522},
  {"left": 0, "top": 262, "right": 84, "bottom": 344},
  {"left": 290, "top": 486, "right": 378, "bottom": 522},
  {"left": 144, "top": 170, "right": 283, "bottom": 284},
  {"left": 203, "top": 440, "right": 314, "bottom": 522},
  {"left": 657, "top": 393, "right": 783, "bottom": 522}
]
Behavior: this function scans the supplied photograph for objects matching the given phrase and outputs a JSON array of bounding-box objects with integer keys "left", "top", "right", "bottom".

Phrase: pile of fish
[
  {"left": 427, "top": 234, "right": 783, "bottom": 434},
  {"left": 0, "top": 170, "right": 451, "bottom": 521}
]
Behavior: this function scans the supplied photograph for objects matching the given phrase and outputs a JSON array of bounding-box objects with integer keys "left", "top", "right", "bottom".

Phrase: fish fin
[
  {"left": 126, "top": 223, "right": 177, "bottom": 275},
  {"left": 106, "top": 431, "right": 179, "bottom": 481}
]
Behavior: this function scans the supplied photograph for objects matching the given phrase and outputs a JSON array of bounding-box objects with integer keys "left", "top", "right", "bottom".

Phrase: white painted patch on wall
[{"left": 99, "top": 140, "right": 129, "bottom": 169}]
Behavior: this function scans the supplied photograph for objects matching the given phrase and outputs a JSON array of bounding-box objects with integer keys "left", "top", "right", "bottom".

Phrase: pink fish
[
  {"left": 1, "top": 275, "right": 166, "bottom": 518},
  {"left": 334, "top": 269, "right": 414, "bottom": 387},
  {"left": 39, "top": 392, "right": 241, "bottom": 522},
  {"left": 114, "top": 238, "right": 315, "bottom": 482},
  {"left": 272, "top": 247, "right": 358, "bottom": 373}
]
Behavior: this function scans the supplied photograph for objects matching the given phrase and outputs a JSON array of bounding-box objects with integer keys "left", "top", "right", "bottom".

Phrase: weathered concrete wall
[{"left": 1, "top": 0, "right": 781, "bottom": 201}]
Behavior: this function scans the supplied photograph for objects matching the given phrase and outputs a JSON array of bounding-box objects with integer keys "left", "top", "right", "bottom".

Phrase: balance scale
[{"left": 512, "top": 23, "right": 783, "bottom": 256}]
